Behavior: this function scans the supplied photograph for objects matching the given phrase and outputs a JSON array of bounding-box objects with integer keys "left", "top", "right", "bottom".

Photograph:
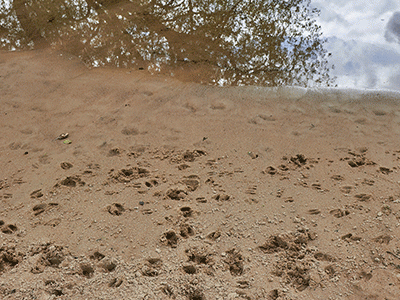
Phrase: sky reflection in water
[
  {"left": 1, "top": 0, "right": 399, "bottom": 91},
  {"left": 312, "top": 0, "right": 400, "bottom": 91}
]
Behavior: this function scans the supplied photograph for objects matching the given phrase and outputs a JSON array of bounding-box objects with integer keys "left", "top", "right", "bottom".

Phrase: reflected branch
[{"left": 1, "top": 0, "right": 335, "bottom": 87}]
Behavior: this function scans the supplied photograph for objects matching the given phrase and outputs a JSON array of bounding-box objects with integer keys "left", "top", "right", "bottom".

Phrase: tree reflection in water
[{"left": 0, "top": 0, "right": 336, "bottom": 87}]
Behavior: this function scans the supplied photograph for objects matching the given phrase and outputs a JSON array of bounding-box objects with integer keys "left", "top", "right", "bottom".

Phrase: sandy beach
[{"left": 1, "top": 48, "right": 400, "bottom": 299}]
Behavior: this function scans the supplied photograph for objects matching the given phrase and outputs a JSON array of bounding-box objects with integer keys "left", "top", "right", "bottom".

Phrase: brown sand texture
[{"left": 1, "top": 49, "right": 400, "bottom": 299}]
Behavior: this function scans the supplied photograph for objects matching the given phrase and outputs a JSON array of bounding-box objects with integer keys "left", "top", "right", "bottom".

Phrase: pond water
[
  {"left": 1, "top": 0, "right": 399, "bottom": 92},
  {"left": 312, "top": 0, "right": 400, "bottom": 92}
]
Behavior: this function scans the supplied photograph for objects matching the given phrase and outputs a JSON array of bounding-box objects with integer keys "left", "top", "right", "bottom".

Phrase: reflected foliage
[{"left": 0, "top": 0, "right": 335, "bottom": 86}]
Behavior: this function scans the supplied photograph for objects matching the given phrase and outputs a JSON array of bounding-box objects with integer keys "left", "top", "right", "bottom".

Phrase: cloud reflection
[
  {"left": 385, "top": 11, "right": 400, "bottom": 44},
  {"left": 0, "top": 0, "right": 335, "bottom": 87}
]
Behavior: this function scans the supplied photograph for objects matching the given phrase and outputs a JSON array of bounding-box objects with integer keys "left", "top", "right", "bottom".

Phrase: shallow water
[{"left": 0, "top": 0, "right": 335, "bottom": 87}]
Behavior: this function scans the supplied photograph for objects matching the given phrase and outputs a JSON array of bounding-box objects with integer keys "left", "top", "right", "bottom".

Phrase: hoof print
[
  {"left": 341, "top": 233, "right": 361, "bottom": 241},
  {"left": 330, "top": 209, "right": 349, "bottom": 218},
  {"left": 90, "top": 251, "right": 105, "bottom": 261},
  {"left": 263, "top": 166, "right": 277, "bottom": 175},
  {"left": 379, "top": 166, "right": 392, "bottom": 174},
  {"left": 314, "top": 252, "right": 335, "bottom": 262},
  {"left": 213, "top": 194, "right": 230, "bottom": 201},
  {"left": 182, "top": 175, "right": 200, "bottom": 191},
  {"left": 80, "top": 263, "right": 94, "bottom": 278},
  {"left": 30, "top": 189, "right": 43, "bottom": 198},
  {"left": 207, "top": 231, "right": 221, "bottom": 241},
  {"left": 58, "top": 176, "right": 85, "bottom": 187},
  {"left": 60, "top": 162, "right": 73, "bottom": 170},
  {"left": 373, "top": 235, "right": 391, "bottom": 244},
  {"left": 308, "top": 209, "right": 320, "bottom": 215},
  {"left": 180, "top": 206, "right": 193, "bottom": 217},
  {"left": 121, "top": 127, "right": 138, "bottom": 135},
  {"left": 100, "top": 260, "right": 117, "bottom": 272},
  {"left": 109, "top": 167, "right": 150, "bottom": 183},
  {"left": 109, "top": 277, "right": 123, "bottom": 288},
  {"left": 161, "top": 230, "right": 179, "bottom": 248},
  {"left": 0, "top": 246, "right": 22, "bottom": 275},
  {"left": 178, "top": 163, "right": 190, "bottom": 170},
  {"left": 145, "top": 179, "right": 158, "bottom": 187},
  {"left": 166, "top": 188, "right": 187, "bottom": 200},
  {"left": 196, "top": 197, "right": 207, "bottom": 203},
  {"left": 331, "top": 175, "right": 344, "bottom": 181},
  {"left": 142, "top": 258, "right": 162, "bottom": 277},
  {"left": 355, "top": 194, "right": 371, "bottom": 202},
  {"left": 108, "top": 147, "right": 123, "bottom": 156},
  {"left": 186, "top": 247, "right": 212, "bottom": 265},
  {"left": 180, "top": 223, "right": 195, "bottom": 238},
  {"left": 32, "top": 203, "right": 59, "bottom": 216},
  {"left": 183, "top": 265, "right": 197, "bottom": 274},
  {"left": 224, "top": 248, "right": 244, "bottom": 276},
  {"left": 1, "top": 224, "right": 18, "bottom": 234},
  {"left": 290, "top": 154, "right": 307, "bottom": 166},
  {"left": 107, "top": 203, "right": 125, "bottom": 215},
  {"left": 187, "top": 289, "right": 206, "bottom": 300}
]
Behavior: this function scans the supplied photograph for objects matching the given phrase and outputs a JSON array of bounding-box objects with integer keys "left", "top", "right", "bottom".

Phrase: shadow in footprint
[
  {"left": 107, "top": 203, "right": 125, "bottom": 216},
  {"left": 161, "top": 231, "right": 179, "bottom": 248}
]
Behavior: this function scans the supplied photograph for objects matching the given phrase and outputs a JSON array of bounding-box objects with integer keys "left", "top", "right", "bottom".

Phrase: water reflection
[{"left": 0, "top": 0, "right": 335, "bottom": 87}]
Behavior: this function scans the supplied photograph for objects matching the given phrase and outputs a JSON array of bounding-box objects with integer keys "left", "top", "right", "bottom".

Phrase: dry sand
[{"left": 1, "top": 48, "right": 400, "bottom": 299}]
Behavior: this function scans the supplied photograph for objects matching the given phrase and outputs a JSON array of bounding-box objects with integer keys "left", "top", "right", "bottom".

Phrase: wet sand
[{"left": 1, "top": 48, "right": 400, "bottom": 299}]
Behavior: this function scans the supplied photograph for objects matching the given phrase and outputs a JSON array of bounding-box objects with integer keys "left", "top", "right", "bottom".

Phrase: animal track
[
  {"left": 186, "top": 247, "right": 213, "bottom": 265},
  {"left": 245, "top": 185, "right": 257, "bottom": 195},
  {"left": 56, "top": 176, "right": 85, "bottom": 187},
  {"left": 290, "top": 154, "right": 307, "bottom": 167},
  {"left": 331, "top": 175, "right": 344, "bottom": 181},
  {"left": 180, "top": 223, "right": 195, "bottom": 238},
  {"left": 224, "top": 248, "right": 244, "bottom": 276},
  {"left": 180, "top": 206, "right": 193, "bottom": 217},
  {"left": 0, "top": 246, "right": 22, "bottom": 274},
  {"left": 109, "top": 167, "right": 150, "bottom": 183},
  {"left": 109, "top": 277, "right": 123, "bottom": 288},
  {"left": 107, "top": 203, "right": 125, "bottom": 215},
  {"left": 263, "top": 166, "right": 277, "bottom": 175},
  {"left": 30, "top": 189, "right": 43, "bottom": 198},
  {"left": 0, "top": 221, "right": 18, "bottom": 234},
  {"left": 314, "top": 252, "right": 335, "bottom": 262},
  {"left": 166, "top": 188, "right": 187, "bottom": 200},
  {"left": 308, "top": 209, "right": 321, "bottom": 215},
  {"left": 341, "top": 233, "right": 361, "bottom": 241},
  {"left": 181, "top": 175, "right": 200, "bottom": 191},
  {"left": 90, "top": 251, "right": 105, "bottom": 261},
  {"left": 373, "top": 235, "right": 391, "bottom": 244},
  {"left": 212, "top": 194, "right": 230, "bottom": 201},
  {"left": 187, "top": 289, "right": 206, "bottom": 300},
  {"left": 330, "top": 209, "right": 350, "bottom": 218},
  {"left": 144, "top": 179, "right": 159, "bottom": 187},
  {"left": 345, "top": 149, "right": 375, "bottom": 167},
  {"left": 260, "top": 230, "right": 317, "bottom": 291},
  {"left": 183, "top": 264, "right": 197, "bottom": 274},
  {"left": 30, "top": 244, "right": 66, "bottom": 274},
  {"left": 355, "top": 194, "right": 371, "bottom": 202},
  {"left": 207, "top": 231, "right": 221, "bottom": 241},
  {"left": 80, "top": 263, "right": 94, "bottom": 278},
  {"left": 161, "top": 230, "right": 179, "bottom": 248},
  {"left": 379, "top": 166, "right": 392, "bottom": 174},
  {"left": 60, "top": 162, "right": 73, "bottom": 170},
  {"left": 142, "top": 258, "right": 162, "bottom": 277},
  {"left": 259, "top": 230, "right": 315, "bottom": 254},
  {"left": 100, "top": 260, "right": 117, "bottom": 272},
  {"left": 340, "top": 186, "right": 353, "bottom": 194},
  {"left": 32, "top": 203, "right": 59, "bottom": 216}
]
